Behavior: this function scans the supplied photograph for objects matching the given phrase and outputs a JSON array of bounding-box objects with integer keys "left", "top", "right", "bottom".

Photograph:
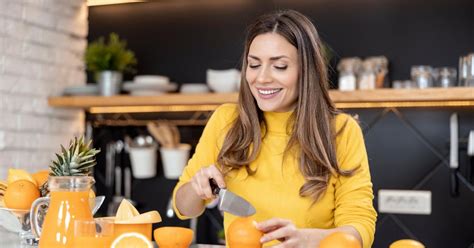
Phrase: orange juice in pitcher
[{"left": 31, "top": 176, "right": 94, "bottom": 247}]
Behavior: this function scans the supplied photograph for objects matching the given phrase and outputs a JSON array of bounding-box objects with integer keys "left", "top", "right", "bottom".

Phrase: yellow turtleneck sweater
[{"left": 172, "top": 103, "right": 376, "bottom": 248}]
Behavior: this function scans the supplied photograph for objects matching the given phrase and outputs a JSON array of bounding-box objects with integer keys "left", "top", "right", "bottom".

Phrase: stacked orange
[
  {"left": 319, "top": 232, "right": 361, "bottom": 248},
  {"left": 1, "top": 169, "right": 46, "bottom": 210}
]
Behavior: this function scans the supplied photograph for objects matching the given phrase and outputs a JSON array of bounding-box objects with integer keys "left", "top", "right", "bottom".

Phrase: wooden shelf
[{"left": 48, "top": 88, "right": 474, "bottom": 113}]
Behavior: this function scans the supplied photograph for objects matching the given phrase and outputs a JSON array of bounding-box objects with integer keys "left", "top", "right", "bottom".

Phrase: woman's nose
[{"left": 256, "top": 66, "right": 272, "bottom": 84}]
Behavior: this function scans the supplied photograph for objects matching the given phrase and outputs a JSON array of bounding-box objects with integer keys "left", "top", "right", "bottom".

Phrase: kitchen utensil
[
  {"left": 147, "top": 122, "right": 180, "bottom": 148},
  {"left": 147, "top": 122, "right": 167, "bottom": 147},
  {"left": 105, "top": 142, "right": 116, "bottom": 189},
  {"left": 449, "top": 113, "right": 459, "bottom": 197},
  {"left": 166, "top": 196, "right": 174, "bottom": 218},
  {"left": 107, "top": 167, "right": 123, "bottom": 216},
  {"left": 123, "top": 167, "right": 136, "bottom": 207},
  {"left": 209, "top": 179, "right": 256, "bottom": 217},
  {"left": 467, "top": 130, "right": 474, "bottom": 183}
]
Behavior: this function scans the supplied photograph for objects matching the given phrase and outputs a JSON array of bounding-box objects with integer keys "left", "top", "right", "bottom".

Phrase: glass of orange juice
[{"left": 73, "top": 218, "right": 114, "bottom": 248}]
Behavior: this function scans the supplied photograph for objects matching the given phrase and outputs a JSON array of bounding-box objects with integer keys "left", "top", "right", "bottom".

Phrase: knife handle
[{"left": 209, "top": 178, "right": 220, "bottom": 195}]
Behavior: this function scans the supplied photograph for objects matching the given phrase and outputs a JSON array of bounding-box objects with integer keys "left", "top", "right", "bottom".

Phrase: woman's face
[{"left": 246, "top": 33, "right": 299, "bottom": 112}]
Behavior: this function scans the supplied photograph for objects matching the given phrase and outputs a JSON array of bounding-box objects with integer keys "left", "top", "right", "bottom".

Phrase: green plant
[{"left": 85, "top": 33, "right": 137, "bottom": 73}]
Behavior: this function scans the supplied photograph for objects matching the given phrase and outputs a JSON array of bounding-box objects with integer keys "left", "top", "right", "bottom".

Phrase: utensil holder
[{"left": 160, "top": 144, "right": 191, "bottom": 179}]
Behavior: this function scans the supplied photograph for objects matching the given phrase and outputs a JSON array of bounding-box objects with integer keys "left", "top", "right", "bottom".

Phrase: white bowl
[
  {"left": 206, "top": 69, "right": 240, "bottom": 93},
  {"left": 134, "top": 75, "right": 169, "bottom": 85}
]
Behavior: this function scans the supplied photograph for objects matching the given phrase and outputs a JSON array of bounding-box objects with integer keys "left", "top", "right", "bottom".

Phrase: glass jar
[
  {"left": 411, "top": 66, "right": 433, "bottom": 89},
  {"left": 433, "top": 67, "right": 457, "bottom": 88},
  {"left": 358, "top": 60, "right": 376, "bottom": 90},
  {"left": 337, "top": 58, "right": 361, "bottom": 91}
]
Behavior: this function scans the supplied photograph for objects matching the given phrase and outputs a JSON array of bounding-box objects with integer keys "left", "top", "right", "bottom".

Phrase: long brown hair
[{"left": 217, "top": 10, "right": 353, "bottom": 201}]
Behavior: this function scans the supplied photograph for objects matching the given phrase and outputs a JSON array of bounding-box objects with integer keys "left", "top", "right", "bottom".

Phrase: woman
[{"left": 173, "top": 10, "right": 376, "bottom": 248}]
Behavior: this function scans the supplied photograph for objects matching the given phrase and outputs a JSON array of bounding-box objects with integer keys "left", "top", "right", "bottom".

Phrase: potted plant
[{"left": 85, "top": 33, "right": 137, "bottom": 96}]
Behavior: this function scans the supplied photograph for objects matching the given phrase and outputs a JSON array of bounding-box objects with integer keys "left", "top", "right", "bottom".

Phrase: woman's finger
[
  {"left": 191, "top": 177, "right": 207, "bottom": 199},
  {"left": 207, "top": 165, "right": 226, "bottom": 188},
  {"left": 257, "top": 218, "right": 292, "bottom": 232},
  {"left": 260, "top": 224, "right": 296, "bottom": 243},
  {"left": 198, "top": 169, "right": 214, "bottom": 199}
]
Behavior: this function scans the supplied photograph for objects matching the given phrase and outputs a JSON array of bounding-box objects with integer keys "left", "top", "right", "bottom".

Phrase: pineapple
[{"left": 40, "top": 136, "right": 100, "bottom": 196}]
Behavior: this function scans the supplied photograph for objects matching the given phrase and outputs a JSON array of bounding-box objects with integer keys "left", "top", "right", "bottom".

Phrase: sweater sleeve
[
  {"left": 334, "top": 115, "right": 377, "bottom": 248},
  {"left": 172, "top": 104, "right": 236, "bottom": 219}
]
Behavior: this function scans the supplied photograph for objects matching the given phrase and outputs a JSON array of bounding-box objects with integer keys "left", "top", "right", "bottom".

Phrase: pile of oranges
[{"left": 0, "top": 168, "right": 49, "bottom": 210}]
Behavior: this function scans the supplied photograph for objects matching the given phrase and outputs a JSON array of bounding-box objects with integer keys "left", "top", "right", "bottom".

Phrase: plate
[
  {"left": 130, "top": 90, "right": 166, "bottom": 96},
  {"left": 63, "top": 85, "right": 99, "bottom": 96},
  {"left": 123, "top": 82, "right": 178, "bottom": 92}
]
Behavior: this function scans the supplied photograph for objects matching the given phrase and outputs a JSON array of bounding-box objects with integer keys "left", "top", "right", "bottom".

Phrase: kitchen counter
[{"left": 0, "top": 226, "right": 224, "bottom": 248}]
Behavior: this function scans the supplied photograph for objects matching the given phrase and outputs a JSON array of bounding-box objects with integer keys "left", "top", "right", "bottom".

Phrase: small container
[
  {"left": 337, "top": 57, "right": 361, "bottom": 91},
  {"left": 465, "top": 54, "right": 474, "bottom": 86},
  {"left": 433, "top": 67, "right": 457, "bottom": 88},
  {"left": 129, "top": 145, "right": 158, "bottom": 179},
  {"left": 411, "top": 66, "right": 433, "bottom": 89},
  {"left": 160, "top": 143, "right": 191, "bottom": 179},
  {"left": 358, "top": 60, "right": 376, "bottom": 90}
]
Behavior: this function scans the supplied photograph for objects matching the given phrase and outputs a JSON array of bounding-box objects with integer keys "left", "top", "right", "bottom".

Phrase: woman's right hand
[{"left": 190, "top": 164, "right": 226, "bottom": 200}]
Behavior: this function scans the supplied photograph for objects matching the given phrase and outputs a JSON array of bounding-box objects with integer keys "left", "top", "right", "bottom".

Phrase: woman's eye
[
  {"left": 274, "top": 65, "right": 288, "bottom": 70},
  {"left": 249, "top": 64, "right": 260, "bottom": 69}
]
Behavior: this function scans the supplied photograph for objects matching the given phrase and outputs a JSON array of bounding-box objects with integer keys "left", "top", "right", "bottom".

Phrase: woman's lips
[{"left": 257, "top": 88, "right": 282, "bottom": 99}]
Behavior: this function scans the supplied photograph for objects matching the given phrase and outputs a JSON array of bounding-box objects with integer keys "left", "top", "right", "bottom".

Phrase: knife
[{"left": 209, "top": 179, "right": 256, "bottom": 216}]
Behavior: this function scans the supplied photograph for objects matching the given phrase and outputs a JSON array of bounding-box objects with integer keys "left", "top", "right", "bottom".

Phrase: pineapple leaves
[{"left": 49, "top": 136, "right": 101, "bottom": 177}]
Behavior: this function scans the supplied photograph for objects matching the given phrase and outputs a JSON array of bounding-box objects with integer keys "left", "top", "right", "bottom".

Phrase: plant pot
[{"left": 97, "top": 71, "right": 123, "bottom": 96}]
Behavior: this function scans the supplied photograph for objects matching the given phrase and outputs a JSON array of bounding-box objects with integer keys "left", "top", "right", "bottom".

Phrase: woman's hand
[
  {"left": 190, "top": 164, "right": 226, "bottom": 200},
  {"left": 256, "top": 218, "right": 323, "bottom": 248},
  {"left": 257, "top": 218, "right": 363, "bottom": 248}
]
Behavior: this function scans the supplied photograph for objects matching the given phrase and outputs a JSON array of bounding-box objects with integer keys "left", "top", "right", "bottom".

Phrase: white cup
[
  {"left": 129, "top": 145, "right": 158, "bottom": 179},
  {"left": 160, "top": 143, "right": 191, "bottom": 179}
]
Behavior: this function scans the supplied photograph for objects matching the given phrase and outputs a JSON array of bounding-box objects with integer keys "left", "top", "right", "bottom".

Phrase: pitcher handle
[{"left": 30, "top": 196, "right": 49, "bottom": 238}]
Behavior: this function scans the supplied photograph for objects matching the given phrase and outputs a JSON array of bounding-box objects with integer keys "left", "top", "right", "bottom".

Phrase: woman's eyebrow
[{"left": 248, "top": 55, "right": 289, "bottom": 61}]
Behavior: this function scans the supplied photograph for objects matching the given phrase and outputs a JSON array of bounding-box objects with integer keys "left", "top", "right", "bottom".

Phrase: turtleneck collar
[{"left": 263, "top": 110, "right": 294, "bottom": 134}]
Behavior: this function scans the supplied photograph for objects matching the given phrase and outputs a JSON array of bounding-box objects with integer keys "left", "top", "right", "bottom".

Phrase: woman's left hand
[{"left": 256, "top": 218, "right": 320, "bottom": 248}]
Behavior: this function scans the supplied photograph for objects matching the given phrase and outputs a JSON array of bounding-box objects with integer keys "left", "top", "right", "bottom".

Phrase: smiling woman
[{"left": 173, "top": 9, "right": 376, "bottom": 248}]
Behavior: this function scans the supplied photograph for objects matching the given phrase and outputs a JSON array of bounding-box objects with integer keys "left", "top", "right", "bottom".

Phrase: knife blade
[{"left": 209, "top": 179, "right": 256, "bottom": 217}]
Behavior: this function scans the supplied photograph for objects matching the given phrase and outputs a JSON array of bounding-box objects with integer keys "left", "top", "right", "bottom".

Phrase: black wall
[
  {"left": 89, "top": 1, "right": 474, "bottom": 247},
  {"left": 89, "top": 0, "right": 474, "bottom": 85}
]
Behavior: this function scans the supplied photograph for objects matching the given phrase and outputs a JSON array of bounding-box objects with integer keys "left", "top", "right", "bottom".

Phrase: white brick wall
[{"left": 0, "top": 0, "right": 88, "bottom": 179}]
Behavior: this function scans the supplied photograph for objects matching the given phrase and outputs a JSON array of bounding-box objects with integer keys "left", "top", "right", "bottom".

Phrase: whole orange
[
  {"left": 390, "top": 239, "right": 425, "bottom": 248},
  {"left": 227, "top": 217, "right": 263, "bottom": 248},
  {"left": 32, "top": 170, "right": 49, "bottom": 187},
  {"left": 319, "top": 232, "right": 361, "bottom": 248},
  {"left": 4, "top": 180, "right": 40, "bottom": 210},
  {"left": 154, "top": 226, "right": 194, "bottom": 248}
]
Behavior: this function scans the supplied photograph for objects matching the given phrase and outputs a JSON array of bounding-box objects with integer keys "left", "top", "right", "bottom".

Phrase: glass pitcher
[{"left": 30, "top": 176, "right": 95, "bottom": 247}]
